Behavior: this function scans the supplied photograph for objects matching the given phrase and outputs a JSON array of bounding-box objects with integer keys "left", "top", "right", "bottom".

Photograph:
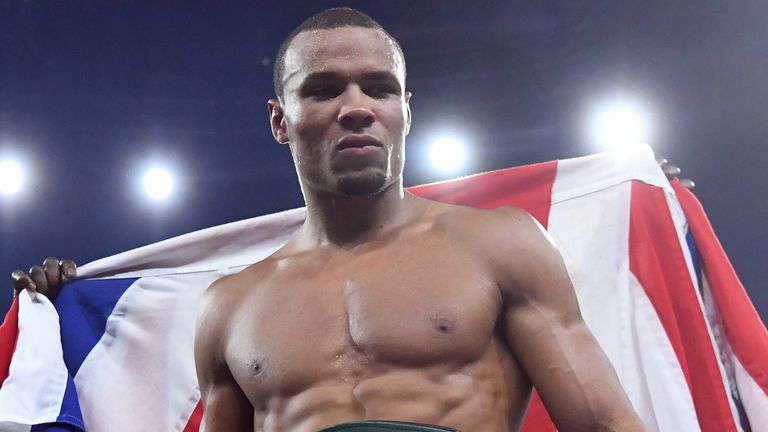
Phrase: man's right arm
[{"left": 194, "top": 278, "right": 253, "bottom": 430}]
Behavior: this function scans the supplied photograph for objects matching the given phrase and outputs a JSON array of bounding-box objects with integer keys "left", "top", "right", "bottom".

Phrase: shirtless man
[
  {"left": 12, "top": 8, "right": 647, "bottom": 432},
  {"left": 192, "top": 8, "right": 646, "bottom": 431}
]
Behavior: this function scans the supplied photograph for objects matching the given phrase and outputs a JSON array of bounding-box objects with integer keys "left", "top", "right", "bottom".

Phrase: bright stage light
[
  {"left": 429, "top": 138, "right": 466, "bottom": 172},
  {"left": 142, "top": 168, "right": 174, "bottom": 201},
  {"left": 591, "top": 100, "right": 651, "bottom": 151},
  {"left": 0, "top": 160, "right": 23, "bottom": 195}
]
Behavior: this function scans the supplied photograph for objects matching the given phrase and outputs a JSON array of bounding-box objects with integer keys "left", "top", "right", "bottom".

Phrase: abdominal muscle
[{"left": 252, "top": 341, "right": 531, "bottom": 432}]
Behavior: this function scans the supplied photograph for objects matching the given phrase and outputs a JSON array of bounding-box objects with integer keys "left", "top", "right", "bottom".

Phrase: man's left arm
[{"left": 487, "top": 207, "right": 646, "bottom": 432}]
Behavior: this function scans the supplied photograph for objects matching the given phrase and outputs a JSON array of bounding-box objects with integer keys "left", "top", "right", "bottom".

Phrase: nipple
[
  {"left": 430, "top": 314, "right": 456, "bottom": 334},
  {"left": 249, "top": 360, "right": 264, "bottom": 376}
]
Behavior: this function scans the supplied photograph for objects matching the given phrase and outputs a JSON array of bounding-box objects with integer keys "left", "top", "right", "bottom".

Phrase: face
[{"left": 269, "top": 26, "right": 411, "bottom": 197}]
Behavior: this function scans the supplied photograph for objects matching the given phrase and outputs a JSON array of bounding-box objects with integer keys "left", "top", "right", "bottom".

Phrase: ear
[
  {"left": 404, "top": 91, "right": 413, "bottom": 136},
  {"left": 268, "top": 99, "right": 289, "bottom": 144}
]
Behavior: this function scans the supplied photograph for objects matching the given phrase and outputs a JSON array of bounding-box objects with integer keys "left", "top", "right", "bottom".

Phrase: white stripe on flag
[
  {"left": 550, "top": 144, "right": 669, "bottom": 204},
  {"left": 77, "top": 207, "right": 306, "bottom": 280},
  {"left": 627, "top": 271, "right": 701, "bottom": 431},
  {"left": 0, "top": 291, "right": 66, "bottom": 425},
  {"left": 74, "top": 273, "right": 217, "bottom": 431},
  {"left": 733, "top": 354, "right": 768, "bottom": 431}
]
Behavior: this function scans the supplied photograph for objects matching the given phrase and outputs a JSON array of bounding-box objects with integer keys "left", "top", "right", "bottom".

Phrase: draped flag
[{"left": 0, "top": 144, "right": 765, "bottom": 431}]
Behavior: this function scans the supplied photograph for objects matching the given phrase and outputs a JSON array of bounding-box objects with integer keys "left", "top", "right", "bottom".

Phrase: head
[{"left": 268, "top": 8, "right": 412, "bottom": 198}]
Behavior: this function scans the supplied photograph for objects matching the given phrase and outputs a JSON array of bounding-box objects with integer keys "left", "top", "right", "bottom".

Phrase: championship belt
[{"left": 318, "top": 420, "right": 460, "bottom": 431}]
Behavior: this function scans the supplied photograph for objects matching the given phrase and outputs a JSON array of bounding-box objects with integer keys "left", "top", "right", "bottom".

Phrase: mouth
[{"left": 336, "top": 135, "right": 384, "bottom": 153}]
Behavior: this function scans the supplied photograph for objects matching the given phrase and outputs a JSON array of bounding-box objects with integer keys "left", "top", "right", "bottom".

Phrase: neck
[{"left": 299, "top": 179, "right": 422, "bottom": 247}]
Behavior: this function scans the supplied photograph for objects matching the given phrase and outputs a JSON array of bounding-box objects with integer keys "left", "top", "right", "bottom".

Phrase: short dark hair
[{"left": 273, "top": 7, "right": 405, "bottom": 99}]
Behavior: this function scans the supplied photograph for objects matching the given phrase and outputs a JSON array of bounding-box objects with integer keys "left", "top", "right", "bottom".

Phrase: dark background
[{"left": 0, "top": 1, "right": 765, "bottom": 321}]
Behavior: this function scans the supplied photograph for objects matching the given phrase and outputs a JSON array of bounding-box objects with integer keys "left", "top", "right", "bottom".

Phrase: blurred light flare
[
  {"left": 591, "top": 100, "right": 651, "bottom": 151},
  {"left": 429, "top": 138, "right": 467, "bottom": 172},
  {"left": 142, "top": 168, "right": 174, "bottom": 201},
  {"left": 0, "top": 160, "right": 24, "bottom": 195}
]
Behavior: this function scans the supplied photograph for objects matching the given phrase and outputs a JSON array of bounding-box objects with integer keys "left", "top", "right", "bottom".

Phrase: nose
[{"left": 337, "top": 86, "right": 375, "bottom": 131}]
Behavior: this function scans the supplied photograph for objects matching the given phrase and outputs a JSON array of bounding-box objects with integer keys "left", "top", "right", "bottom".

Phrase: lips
[{"left": 336, "top": 135, "right": 383, "bottom": 152}]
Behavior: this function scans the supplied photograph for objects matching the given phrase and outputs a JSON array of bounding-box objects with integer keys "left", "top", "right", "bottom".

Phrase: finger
[
  {"left": 679, "top": 178, "right": 695, "bottom": 190},
  {"left": 60, "top": 259, "right": 77, "bottom": 280},
  {"left": 43, "top": 257, "right": 62, "bottom": 289},
  {"left": 656, "top": 156, "right": 668, "bottom": 166},
  {"left": 662, "top": 164, "right": 681, "bottom": 179},
  {"left": 29, "top": 265, "right": 49, "bottom": 297},
  {"left": 11, "top": 269, "right": 36, "bottom": 296}
]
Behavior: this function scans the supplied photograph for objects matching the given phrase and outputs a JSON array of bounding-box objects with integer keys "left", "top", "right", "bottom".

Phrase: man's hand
[
  {"left": 657, "top": 157, "right": 695, "bottom": 190},
  {"left": 11, "top": 257, "right": 77, "bottom": 302}
]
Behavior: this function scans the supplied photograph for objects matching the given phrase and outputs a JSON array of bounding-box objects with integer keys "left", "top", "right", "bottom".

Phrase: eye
[
  {"left": 367, "top": 85, "right": 396, "bottom": 99},
  {"left": 307, "top": 85, "right": 341, "bottom": 100}
]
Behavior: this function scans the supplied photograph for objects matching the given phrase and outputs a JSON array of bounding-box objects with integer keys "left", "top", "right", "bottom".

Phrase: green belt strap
[{"left": 318, "top": 420, "right": 460, "bottom": 432}]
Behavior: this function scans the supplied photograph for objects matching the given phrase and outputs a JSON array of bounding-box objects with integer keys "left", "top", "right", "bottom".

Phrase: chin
[{"left": 335, "top": 170, "right": 389, "bottom": 197}]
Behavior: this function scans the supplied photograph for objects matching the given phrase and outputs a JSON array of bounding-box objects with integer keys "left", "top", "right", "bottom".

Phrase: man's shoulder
[
  {"left": 427, "top": 202, "right": 555, "bottom": 289},
  {"left": 198, "top": 257, "right": 280, "bottom": 322},
  {"left": 204, "top": 256, "right": 278, "bottom": 298},
  {"left": 429, "top": 201, "right": 542, "bottom": 247}
]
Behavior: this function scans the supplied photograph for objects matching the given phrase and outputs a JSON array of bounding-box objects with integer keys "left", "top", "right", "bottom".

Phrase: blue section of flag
[
  {"left": 685, "top": 229, "right": 702, "bottom": 291},
  {"left": 57, "top": 375, "right": 86, "bottom": 430},
  {"left": 55, "top": 278, "right": 138, "bottom": 375},
  {"left": 32, "top": 278, "right": 139, "bottom": 431},
  {"left": 31, "top": 423, "right": 82, "bottom": 432}
]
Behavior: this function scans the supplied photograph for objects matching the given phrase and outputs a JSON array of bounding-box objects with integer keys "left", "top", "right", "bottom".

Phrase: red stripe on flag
[
  {"left": 520, "top": 390, "right": 558, "bottom": 432},
  {"left": 672, "top": 180, "right": 768, "bottom": 394},
  {"left": 407, "top": 161, "right": 558, "bottom": 228},
  {"left": 183, "top": 400, "right": 203, "bottom": 432},
  {"left": 0, "top": 297, "right": 20, "bottom": 386},
  {"left": 629, "top": 182, "right": 737, "bottom": 432}
]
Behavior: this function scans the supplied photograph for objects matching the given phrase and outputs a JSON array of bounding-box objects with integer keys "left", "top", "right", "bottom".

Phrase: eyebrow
[{"left": 302, "top": 71, "right": 401, "bottom": 87}]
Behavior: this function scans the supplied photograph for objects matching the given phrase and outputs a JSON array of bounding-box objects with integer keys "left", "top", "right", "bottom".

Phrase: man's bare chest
[{"left": 226, "top": 236, "right": 502, "bottom": 399}]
